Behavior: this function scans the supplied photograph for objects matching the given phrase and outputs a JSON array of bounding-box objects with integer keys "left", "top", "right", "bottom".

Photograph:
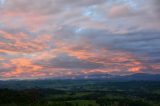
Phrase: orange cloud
[
  {"left": 151, "top": 64, "right": 160, "bottom": 70},
  {"left": 0, "top": 30, "right": 49, "bottom": 54},
  {"left": 2, "top": 58, "right": 42, "bottom": 78},
  {"left": 129, "top": 66, "right": 144, "bottom": 73},
  {"left": 0, "top": 57, "right": 5, "bottom": 61},
  {"left": 53, "top": 44, "right": 147, "bottom": 74},
  {"left": 0, "top": 30, "right": 27, "bottom": 41}
]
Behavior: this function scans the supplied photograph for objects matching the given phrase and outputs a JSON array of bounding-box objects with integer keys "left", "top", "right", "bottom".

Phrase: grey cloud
[
  {"left": 5, "top": 0, "right": 61, "bottom": 14},
  {"left": 55, "top": 0, "right": 107, "bottom": 7},
  {"left": 4, "top": 0, "right": 107, "bottom": 15},
  {"left": 53, "top": 25, "right": 160, "bottom": 62},
  {"left": 36, "top": 54, "right": 104, "bottom": 69},
  {"left": 154, "top": 0, "right": 160, "bottom": 14}
]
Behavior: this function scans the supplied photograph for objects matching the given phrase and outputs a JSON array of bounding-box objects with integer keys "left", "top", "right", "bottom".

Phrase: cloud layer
[{"left": 0, "top": 0, "right": 160, "bottom": 79}]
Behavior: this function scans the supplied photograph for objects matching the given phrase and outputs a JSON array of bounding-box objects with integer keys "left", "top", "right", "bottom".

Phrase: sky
[{"left": 0, "top": 0, "right": 160, "bottom": 79}]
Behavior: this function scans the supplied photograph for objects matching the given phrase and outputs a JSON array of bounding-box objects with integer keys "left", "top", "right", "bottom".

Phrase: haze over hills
[
  {"left": 1, "top": 73, "right": 160, "bottom": 81},
  {"left": 43, "top": 73, "right": 160, "bottom": 81},
  {"left": 0, "top": 73, "right": 159, "bottom": 90},
  {"left": 117, "top": 73, "right": 160, "bottom": 81}
]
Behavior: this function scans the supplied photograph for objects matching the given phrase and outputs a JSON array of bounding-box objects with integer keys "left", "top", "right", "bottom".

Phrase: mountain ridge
[{"left": 0, "top": 73, "right": 160, "bottom": 81}]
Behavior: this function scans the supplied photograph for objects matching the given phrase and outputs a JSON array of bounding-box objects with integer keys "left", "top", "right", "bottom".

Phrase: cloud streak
[{"left": 0, "top": 0, "right": 160, "bottom": 79}]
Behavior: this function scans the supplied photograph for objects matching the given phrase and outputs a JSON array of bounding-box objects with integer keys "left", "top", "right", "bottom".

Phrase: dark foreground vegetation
[{"left": 0, "top": 80, "right": 160, "bottom": 106}]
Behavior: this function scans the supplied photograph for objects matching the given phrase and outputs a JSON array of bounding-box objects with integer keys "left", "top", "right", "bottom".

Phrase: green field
[{"left": 0, "top": 80, "right": 160, "bottom": 106}]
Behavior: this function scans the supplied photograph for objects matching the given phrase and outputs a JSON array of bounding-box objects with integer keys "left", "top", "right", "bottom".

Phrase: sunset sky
[{"left": 0, "top": 0, "right": 160, "bottom": 79}]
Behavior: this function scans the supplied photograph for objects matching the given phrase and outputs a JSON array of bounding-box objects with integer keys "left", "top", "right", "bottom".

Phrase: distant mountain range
[
  {"left": 0, "top": 73, "right": 160, "bottom": 81},
  {"left": 0, "top": 73, "right": 159, "bottom": 89},
  {"left": 116, "top": 73, "right": 160, "bottom": 81},
  {"left": 54, "top": 73, "right": 160, "bottom": 81}
]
